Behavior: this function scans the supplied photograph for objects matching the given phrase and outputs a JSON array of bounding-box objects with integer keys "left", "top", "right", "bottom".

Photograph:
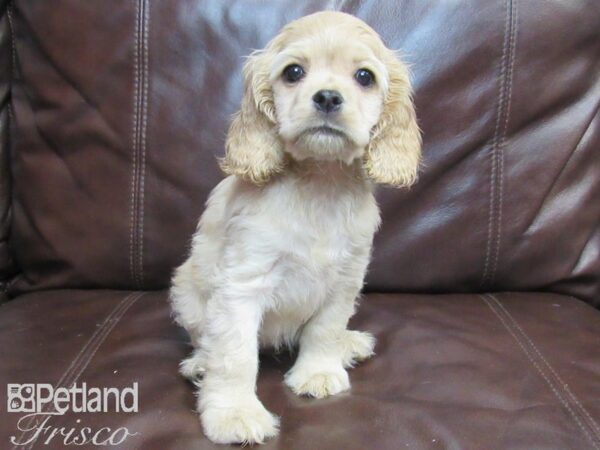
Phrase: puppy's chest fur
[
  {"left": 197, "top": 172, "right": 380, "bottom": 348},
  {"left": 266, "top": 188, "right": 371, "bottom": 300},
  {"left": 259, "top": 178, "right": 379, "bottom": 347}
]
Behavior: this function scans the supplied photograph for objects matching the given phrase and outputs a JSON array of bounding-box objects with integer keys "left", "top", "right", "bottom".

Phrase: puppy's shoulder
[{"left": 199, "top": 175, "right": 270, "bottom": 228}]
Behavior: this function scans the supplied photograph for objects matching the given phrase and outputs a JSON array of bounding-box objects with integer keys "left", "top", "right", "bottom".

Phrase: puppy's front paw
[
  {"left": 201, "top": 399, "right": 279, "bottom": 445},
  {"left": 341, "top": 330, "right": 376, "bottom": 368},
  {"left": 284, "top": 365, "right": 350, "bottom": 399}
]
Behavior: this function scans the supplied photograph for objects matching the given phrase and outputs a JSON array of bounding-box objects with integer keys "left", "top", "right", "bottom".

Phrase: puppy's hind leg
[
  {"left": 340, "top": 329, "right": 376, "bottom": 368},
  {"left": 169, "top": 258, "right": 207, "bottom": 379},
  {"left": 284, "top": 295, "right": 355, "bottom": 399},
  {"left": 179, "top": 347, "right": 207, "bottom": 380},
  {"left": 285, "top": 281, "right": 375, "bottom": 398}
]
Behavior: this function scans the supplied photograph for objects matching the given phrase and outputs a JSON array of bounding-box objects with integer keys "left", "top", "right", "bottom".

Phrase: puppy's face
[
  {"left": 271, "top": 29, "right": 387, "bottom": 163},
  {"left": 222, "top": 11, "right": 421, "bottom": 187}
]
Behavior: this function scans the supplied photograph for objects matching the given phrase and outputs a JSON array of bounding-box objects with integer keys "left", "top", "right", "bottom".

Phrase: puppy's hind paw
[
  {"left": 284, "top": 366, "right": 350, "bottom": 399},
  {"left": 179, "top": 354, "right": 206, "bottom": 380},
  {"left": 341, "top": 330, "right": 376, "bottom": 368},
  {"left": 201, "top": 401, "right": 279, "bottom": 445}
]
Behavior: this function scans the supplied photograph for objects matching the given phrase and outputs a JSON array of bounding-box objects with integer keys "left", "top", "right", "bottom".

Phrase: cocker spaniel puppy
[{"left": 170, "top": 11, "right": 421, "bottom": 445}]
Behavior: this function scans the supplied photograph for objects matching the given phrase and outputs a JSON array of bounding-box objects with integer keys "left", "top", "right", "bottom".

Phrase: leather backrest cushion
[
  {"left": 1, "top": 0, "right": 16, "bottom": 297},
  {"left": 6, "top": 1, "right": 600, "bottom": 303}
]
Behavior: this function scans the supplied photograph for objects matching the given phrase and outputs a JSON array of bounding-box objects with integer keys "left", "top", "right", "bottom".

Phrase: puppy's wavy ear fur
[
  {"left": 220, "top": 50, "right": 285, "bottom": 185},
  {"left": 364, "top": 52, "right": 422, "bottom": 187}
]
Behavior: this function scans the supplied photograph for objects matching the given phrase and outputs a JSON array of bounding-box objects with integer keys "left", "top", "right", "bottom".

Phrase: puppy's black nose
[{"left": 312, "top": 90, "right": 343, "bottom": 113}]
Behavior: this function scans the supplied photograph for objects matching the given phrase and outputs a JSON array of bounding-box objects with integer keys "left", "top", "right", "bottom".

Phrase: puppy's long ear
[
  {"left": 220, "top": 50, "right": 285, "bottom": 184},
  {"left": 364, "top": 53, "right": 422, "bottom": 187}
]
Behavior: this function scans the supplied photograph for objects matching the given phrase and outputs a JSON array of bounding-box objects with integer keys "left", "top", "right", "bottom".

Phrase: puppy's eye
[
  {"left": 355, "top": 68, "right": 375, "bottom": 87},
  {"left": 282, "top": 64, "right": 305, "bottom": 83}
]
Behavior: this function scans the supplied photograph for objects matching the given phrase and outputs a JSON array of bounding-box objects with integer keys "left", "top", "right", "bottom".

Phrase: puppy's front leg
[
  {"left": 284, "top": 292, "right": 376, "bottom": 399},
  {"left": 198, "top": 291, "right": 279, "bottom": 445}
]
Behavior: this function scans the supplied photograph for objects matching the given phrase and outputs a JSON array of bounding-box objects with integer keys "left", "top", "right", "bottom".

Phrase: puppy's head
[{"left": 221, "top": 11, "right": 421, "bottom": 186}]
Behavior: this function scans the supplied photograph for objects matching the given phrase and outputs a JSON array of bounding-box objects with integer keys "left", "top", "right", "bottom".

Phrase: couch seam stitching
[
  {"left": 490, "top": 0, "right": 518, "bottom": 285},
  {"left": 137, "top": 0, "right": 149, "bottom": 287},
  {"left": 25, "top": 292, "right": 144, "bottom": 450},
  {"left": 6, "top": 2, "right": 17, "bottom": 78},
  {"left": 55, "top": 293, "right": 144, "bottom": 385},
  {"left": 134, "top": 0, "right": 145, "bottom": 288},
  {"left": 12, "top": 292, "right": 143, "bottom": 450},
  {"left": 482, "top": 0, "right": 511, "bottom": 288},
  {"left": 14, "top": 295, "right": 135, "bottom": 449},
  {"left": 129, "top": 0, "right": 141, "bottom": 288},
  {"left": 480, "top": 294, "right": 600, "bottom": 449},
  {"left": 491, "top": 294, "right": 600, "bottom": 439},
  {"left": 3, "top": 2, "right": 16, "bottom": 292}
]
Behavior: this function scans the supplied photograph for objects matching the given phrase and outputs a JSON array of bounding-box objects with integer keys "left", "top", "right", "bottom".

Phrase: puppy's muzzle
[{"left": 312, "top": 89, "right": 343, "bottom": 113}]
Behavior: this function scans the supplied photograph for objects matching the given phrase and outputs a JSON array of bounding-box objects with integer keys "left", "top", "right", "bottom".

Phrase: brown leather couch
[{"left": 1, "top": 1, "right": 599, "bottom": 449}]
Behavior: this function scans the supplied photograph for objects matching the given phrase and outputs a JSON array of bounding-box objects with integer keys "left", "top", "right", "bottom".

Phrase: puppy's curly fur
[{"left": 170, "top": 11, "right": 421, "bottom": 445}]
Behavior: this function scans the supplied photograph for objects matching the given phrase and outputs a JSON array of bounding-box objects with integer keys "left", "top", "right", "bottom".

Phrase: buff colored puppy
[{"left": 170, "top": 11, "right": 421, "bottom": 445}]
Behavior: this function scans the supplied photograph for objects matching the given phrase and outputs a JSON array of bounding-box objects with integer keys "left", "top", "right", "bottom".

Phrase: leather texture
[
  {"left": 1, "top": 1, "right": 600, "bottom": 449},
  {"left": 0, "top": 0, "right": 15, "bottom": 300},
  {"left": 1, "top": 290, "right": 600, "bottom": 449},
  {"left": 4, "top": 1, "right": 600, "bottom": 303}
]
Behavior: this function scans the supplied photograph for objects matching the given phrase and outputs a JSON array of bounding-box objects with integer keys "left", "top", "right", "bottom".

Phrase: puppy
[{"left": 170, "top": 11, "right": 421, "bottom": 445}]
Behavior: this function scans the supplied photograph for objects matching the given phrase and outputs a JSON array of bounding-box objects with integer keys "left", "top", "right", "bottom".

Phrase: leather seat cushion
[{"left": 1, "top": 290, "right": 599, "bottom": 449}]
